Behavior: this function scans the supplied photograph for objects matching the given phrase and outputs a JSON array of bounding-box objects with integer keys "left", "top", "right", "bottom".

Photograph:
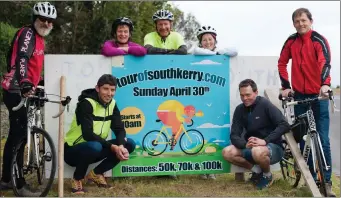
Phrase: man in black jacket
[
  {"left": 222, "top": 79, "right": 290, "bottom": 190},
  {"left": 64, "top": 74, "right": 135, "bottom": 194}
]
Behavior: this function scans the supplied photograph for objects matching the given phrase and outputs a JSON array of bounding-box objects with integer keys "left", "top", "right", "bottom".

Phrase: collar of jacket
[
  {"left": 298, "top": 29, "right": 313, "bottom": 40},
  {"left": 78, "top": 88, "right": 111, "bottom": 108},
  {"left": 243, "top": 96, "right": 261, "bottom": 112}
]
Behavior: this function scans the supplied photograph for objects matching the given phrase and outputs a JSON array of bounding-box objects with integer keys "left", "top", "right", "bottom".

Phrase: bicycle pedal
[
  {"left": 45, "top": 156, "right": 52, "bottom": 162},
  {"left": 44, "top": 152, "right": 52, "bottom": 162}
]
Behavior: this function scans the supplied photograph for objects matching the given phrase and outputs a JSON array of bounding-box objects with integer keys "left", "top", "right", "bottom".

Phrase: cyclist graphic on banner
[{"left": 156, "top": 100, "right": 204, "bottom": 149}]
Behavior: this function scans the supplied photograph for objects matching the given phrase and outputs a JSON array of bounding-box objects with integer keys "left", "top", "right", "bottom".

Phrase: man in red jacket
[
  {"left": 278, "top": 8, "right": 335, "bottom": 197},
  {"left": 0, "top": 2, "right": 57, "bottom": 196}
]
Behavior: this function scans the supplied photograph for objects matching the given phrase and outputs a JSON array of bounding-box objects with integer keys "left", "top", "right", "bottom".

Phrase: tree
[
  {"left": 164, "top": 3, "right": 201, "bottom": 49},
  {"left": 0, "top": 22, "right": 18, "bottom": 102},
  {"left": 0, "top": 1, "right": 201, "bottom": 55},
  {"left": 0, "top": 1, "right": 202, "bottom": 102}
]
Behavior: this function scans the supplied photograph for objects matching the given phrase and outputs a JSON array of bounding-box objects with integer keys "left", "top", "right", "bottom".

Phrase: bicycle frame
[
  {"left": 155, "top": 123, "right": 192, "bottom": 145},
  {"left": 12, "top": 86, "right": 71, "bottom": 173},
  {"left": 301, "top": 108, "right": 330, "bottom": 173},
  {"left": 281, "top": 94, "right": 332, "bottom": 175},
  {"left": 25, "top": 100, "right": 43, "bottom": 168}
]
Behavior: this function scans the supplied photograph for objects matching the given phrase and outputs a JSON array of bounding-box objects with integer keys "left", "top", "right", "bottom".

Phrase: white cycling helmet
[
  {"left": 197, "top": 25, "right": 217, "bottom": 40},
  {"left": 33, "top": 2, "right": 57, "bottom": 19},
  {"left": 152, "top": 9, "right": 174, "bottom": 21}
]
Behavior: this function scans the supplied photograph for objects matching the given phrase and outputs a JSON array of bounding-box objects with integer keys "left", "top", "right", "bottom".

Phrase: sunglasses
[{"left": 38, "top": 17, "right": 54, "bottom": 23}]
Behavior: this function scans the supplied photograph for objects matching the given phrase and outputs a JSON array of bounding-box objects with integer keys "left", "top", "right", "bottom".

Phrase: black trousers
[
  {"left": 64, "top": 138, "right": 136, "bottom": 180},
  {"left": 1, "top": 90, "right": 27, "bottom": 188}
]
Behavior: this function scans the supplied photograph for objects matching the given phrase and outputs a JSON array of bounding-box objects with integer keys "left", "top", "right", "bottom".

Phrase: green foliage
[
  {"left": 0, "top": 1, "right": 200, "bottom": 54},
  {"left": 0, "top": 22, "right": 18, "bottom": 102},
  {"left": 0, "top": 1, "right": 201, "bottom": 102}
]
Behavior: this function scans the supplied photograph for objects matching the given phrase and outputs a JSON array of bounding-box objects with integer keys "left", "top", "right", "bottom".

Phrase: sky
[{"left": 171, "top": 1, "right": 340, "bottom": 87}]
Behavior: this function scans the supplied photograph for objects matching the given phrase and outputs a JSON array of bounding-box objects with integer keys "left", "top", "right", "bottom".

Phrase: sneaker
[
  {"left": 325, "top": 181, "right": 336, "bottom": 197},
  {"left": 200, "top": 174, "right": 208, "bottom": 179},
  {"left": 0, "top": 180, "right": 12, "bottom": 190},
  {"left": 207, "top": 174, "right": 216, "bottom": 180},
  {"left": 249, "top": 172, "right": 262, "bottom": 184},
  {"left": 256, "top": 174, "right": 273, "bottom": 190},
  {"left": 71, "top": 178, "right": 85, "bottom": 194},
  {"left": 17, "top": 184, "right": 41, "bottom": 197},
  {"left": 85, "top": 170, "right": 112, "bottom": 189}
]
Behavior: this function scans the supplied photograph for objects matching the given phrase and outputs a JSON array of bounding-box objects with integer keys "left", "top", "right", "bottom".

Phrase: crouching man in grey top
[{"left": 222, "top": 79, "right": 290, "bottom": 190}]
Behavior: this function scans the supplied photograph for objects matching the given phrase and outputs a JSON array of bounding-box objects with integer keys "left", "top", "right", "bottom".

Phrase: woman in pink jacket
[{"left": 102, "top": 17, "right": 146, "bottom": 56}]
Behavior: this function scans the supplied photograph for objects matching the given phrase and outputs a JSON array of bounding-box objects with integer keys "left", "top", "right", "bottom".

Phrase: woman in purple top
[{"left": 102, "top": 17, "right": 146, "bottom": 56}]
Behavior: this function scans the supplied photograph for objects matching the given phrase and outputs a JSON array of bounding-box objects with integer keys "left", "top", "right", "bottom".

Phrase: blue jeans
[
  {"left": 64, "top": 138, "right": 136, "bottom": 180},
  {"left": 241, "top": 143, "right": 284, "bottom": 165},
  {"left": 294, "top": 93, "right": 332, "bottom": 182}
]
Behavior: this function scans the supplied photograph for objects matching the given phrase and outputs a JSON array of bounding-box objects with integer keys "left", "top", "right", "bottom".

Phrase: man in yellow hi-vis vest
[{"left": 64, "top": 74, "right": 135, "bottom": 194}]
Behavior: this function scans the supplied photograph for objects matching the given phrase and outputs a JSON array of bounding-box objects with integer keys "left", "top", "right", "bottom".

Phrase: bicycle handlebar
[
  {"left": 186, "top": 119, "right": 194, "bottom": 127},
  {"left": 279, "top": 90, "right": 336, "bottom": 113},
  {"left": 12, "top": 94, "right": 72, "bottom": 118},
  {"left": 12, "top": 98, "right": 28, "bottom": 111}
]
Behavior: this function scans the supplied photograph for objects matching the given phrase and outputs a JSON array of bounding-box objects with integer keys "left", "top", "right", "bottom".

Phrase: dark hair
[
  {"left": 292, "top": 8, "right": 313, "bottom": 22},
  {"left": 198, "top": 33, "right": 218, "bottom": 48},
  {"left": 97, "top": 74, "right": 117, "bottom": 87},
  {"left": 239, "top": 79, "right": 258, "bottom": 92},
  {"left": 111, "top": 17, "right": 134, "bottom": 38}
]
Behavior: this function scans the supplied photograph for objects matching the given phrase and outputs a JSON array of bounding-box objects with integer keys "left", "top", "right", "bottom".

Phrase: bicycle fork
[
  {"left": 303, "top": 110, "right": 330, "bottom": 173},
  {"left": 316, "top": 134, "right": 330, "bottom": 171},
  {"left": 26, "top": 106, "right": 34, "bottom": 167},
  {"left": 26, "top": 107, "right": 41, "bottom": 167},
  {"left": 34, "top": 110, "right": 42, "bottom": 166}
]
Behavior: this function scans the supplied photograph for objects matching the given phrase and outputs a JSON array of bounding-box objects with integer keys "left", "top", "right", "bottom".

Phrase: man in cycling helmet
[
  {"left": 102, "top": 17, "right": 146, "bottom": 57},
  {"left": 191, "top": 25, "right": 238, "bottom": 57},
  {"left": 144, "top": 9, "right": 187, "bottom": 54},
  {"left": 0, "top": 2, "right": 57, "bottom": 196}
]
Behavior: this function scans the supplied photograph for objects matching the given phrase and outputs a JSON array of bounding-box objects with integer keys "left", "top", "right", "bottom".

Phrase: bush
[{"left": 0, "top": 22, "right": 18, "bottom": 103}]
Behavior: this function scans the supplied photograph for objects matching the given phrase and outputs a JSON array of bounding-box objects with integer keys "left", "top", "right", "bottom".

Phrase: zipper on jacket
[
  {"left": 99, "top": 105, "right": 108, "bottom": 137},
  {"left": 73, "top": 135, "right": 83, "bottom": 146},
  {"left": 299, "top": 42, "right": 306, "bottom": 94},
  {"left": 247, "top": 108, "right": 252, "bottom": 128}
]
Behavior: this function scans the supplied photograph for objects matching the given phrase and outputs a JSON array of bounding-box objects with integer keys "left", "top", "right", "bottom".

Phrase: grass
[
  {"left": 1, "top": 171, "right": 340, "bottom": 197},
  {"left": 1, "top": 136, "right": 340, "bottom": 197}
]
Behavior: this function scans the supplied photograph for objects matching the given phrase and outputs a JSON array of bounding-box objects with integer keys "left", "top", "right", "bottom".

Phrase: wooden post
[
  {"left": 58, "top": 76, "right": 65, "bottom": 197},
  {"left": 264, "top": 89, "right": 322, "bottom": 197},
  {"left": 235, "top": 172, "right": 245, "bottom": 182}
]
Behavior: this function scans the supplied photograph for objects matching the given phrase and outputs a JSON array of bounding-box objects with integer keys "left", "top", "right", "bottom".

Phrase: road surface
[{"left": 330, "top": 95, "right": 340, "bottom": 176}]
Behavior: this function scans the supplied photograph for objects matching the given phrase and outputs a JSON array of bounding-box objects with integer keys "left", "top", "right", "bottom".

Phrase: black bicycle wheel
[
  {"left": 142, "top": 130, "right": 168, "bottom": 156},
  {"left": 11, "top": 127, "right": 57, "bottom": 197},
  {"left": 280, "top": 141, "right": 301, "bottom": 187},
  {"left": 312, "top": 132, "right": 327, "bottom": 196},
  {"left": 179, "top": 129, "right": 204, "bottom": 155}
]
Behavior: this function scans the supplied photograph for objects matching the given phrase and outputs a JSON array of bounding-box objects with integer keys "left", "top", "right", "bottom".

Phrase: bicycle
[
  {"left": 278, "top": 90, "right": 336, "bottom": 196},
  {"left": 142, "top": 119, "right": 205, "bottom": 156},
  {"left": 280, "top": 138, "right": 301, "bottom": 187},
  {"left": 10, "top": 85, "right": 71, "bottom": 197}
]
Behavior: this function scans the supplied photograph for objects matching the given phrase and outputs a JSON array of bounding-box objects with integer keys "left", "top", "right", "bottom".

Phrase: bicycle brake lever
[{"left": 327, "top": 90, "right": 336, "bottom": 113}]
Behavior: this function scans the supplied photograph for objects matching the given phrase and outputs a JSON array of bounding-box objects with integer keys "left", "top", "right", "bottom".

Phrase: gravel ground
[{"left": 1, "top": 103, "right": 9, "bottom": 139}]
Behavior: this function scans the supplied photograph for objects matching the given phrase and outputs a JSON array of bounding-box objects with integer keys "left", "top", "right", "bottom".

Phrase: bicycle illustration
[
  {"left": 10, "top": 85, "right": 71, "bottom": 197},
  {"left": 142, "top": 119, "right": 205, "bottom": 156},
  {"left": 278, "top": 90, "right": 336, "bottom": 196}
]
